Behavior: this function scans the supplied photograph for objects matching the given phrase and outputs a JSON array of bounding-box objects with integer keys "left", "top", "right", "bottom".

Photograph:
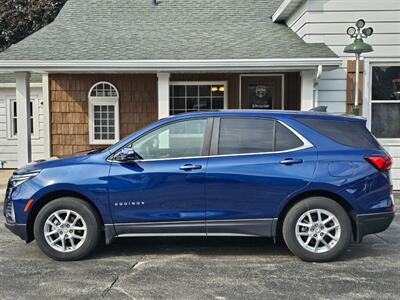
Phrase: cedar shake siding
[
  {"left": 346, "top": 60, "right": 364, "bottom": 114},
  {"left": 50, "top": 74, "right": 158, "bottom": 157}
]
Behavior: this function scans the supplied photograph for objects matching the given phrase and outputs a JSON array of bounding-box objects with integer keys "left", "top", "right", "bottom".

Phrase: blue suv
[{"left": 4, "top": 110, "right": 395, "bottom": 261}]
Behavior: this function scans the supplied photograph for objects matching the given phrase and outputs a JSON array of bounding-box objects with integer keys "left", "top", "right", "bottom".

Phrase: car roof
[{"left": 165, "top": 110, "right": 366, "bottom": 122}]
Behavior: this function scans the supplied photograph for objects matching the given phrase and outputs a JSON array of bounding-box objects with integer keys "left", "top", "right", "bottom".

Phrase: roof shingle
[{"left": 0, "top": 0, "right": 337, "bottom": 60}]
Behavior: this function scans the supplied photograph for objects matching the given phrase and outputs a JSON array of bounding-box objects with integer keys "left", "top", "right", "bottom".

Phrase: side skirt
[{"left": 105, "top": 218, "right": 278, "bottom": 243}]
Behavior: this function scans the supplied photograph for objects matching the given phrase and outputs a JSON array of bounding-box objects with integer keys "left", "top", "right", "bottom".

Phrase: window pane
[
  {"left": 199, "top": 85, "right": 211, "bottom": 97},
  {"left": 93, "top": 104, "right": 116, "bottom": 140},
  {"left": 29, "top": 101, "right": 33, "bottom": 117},
  {"left": 199, "top": 98, "right": 211, "bottom": 110},
  {"left": 13, "top": 101, "right": 17, "bottom": 117},
  {"left": 174, "top": 98, "right": 185, "bottom": 110},
  {"left": 218, "top": 118, "right": 274, "bottom": 155},
  {"left": 212, "top": 86, "right": 224, "bottom": 97},
  {"left": 187, "top": 86, "right": 198, "bottom": 97},
  {"left": 372, "top": 66, "right": 400, "bottom": 100},
  {"left": 131, "top": 119, "right": 207, "bottom": 159},
  {"left": 371, "top": 103, "right": 400, "bottom": 138},
  {"left": 296, "top": 118, "right": 381, "bottom": 149},
  {"left": 212, "top": 98, "right": 224, "bottom": 109},
  {"left": 173, "top": 85, "right": 185, "bottom": 97},
  {"left": 275, "top": 122, "right": 303, "bottom": 151},
  {"left": 13, "top": 119, "right": 17, "bottom": 136},
  {"left": 187, "top": 98, "right": 199, "bottom": 110},
  {"left": 91, "top": 82, "right": 118, "bottom": 98}
]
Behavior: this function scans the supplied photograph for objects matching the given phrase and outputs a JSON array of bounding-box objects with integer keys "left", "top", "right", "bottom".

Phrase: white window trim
[
  {"left": 365, "top": 59, "right": 400, "bottom": 145},
  {"left": 6, "top": 96, "right": 40, "bottom": 140},
  {"left": 239, "top": 74, "right": 285, "bottom": 110},
  {"left": 169, "top": 81, "right": 228, "bottom": 114},
  {"left": 88, "top": 81, "right": 120, "bottom": 145}
]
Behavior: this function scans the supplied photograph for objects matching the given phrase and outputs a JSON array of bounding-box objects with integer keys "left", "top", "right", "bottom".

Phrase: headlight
[{"left": 10, "top": 171, "right": 40, "bottom": 188}]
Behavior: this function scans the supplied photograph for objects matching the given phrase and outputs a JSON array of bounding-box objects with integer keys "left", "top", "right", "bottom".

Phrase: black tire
[
  {"left": 282, "top": 197, "right": 352, "bottom": 262},
  {"left": 34, "top": 197, "right": 101, "bottom": 261}
]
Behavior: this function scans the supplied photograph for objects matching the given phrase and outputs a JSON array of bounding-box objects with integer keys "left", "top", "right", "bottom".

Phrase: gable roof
[{"left": 0, "top": 0, "right": 336, "bottom": 62}]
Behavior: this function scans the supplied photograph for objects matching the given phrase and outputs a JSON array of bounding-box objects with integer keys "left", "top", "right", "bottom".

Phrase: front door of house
[{"left": 241, "top": 75, "right": 283, "bottom": 109}]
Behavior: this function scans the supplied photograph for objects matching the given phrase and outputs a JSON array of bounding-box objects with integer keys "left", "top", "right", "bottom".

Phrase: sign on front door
[{"left": 241, "top": 75, "right": 283, "bottom": 109}]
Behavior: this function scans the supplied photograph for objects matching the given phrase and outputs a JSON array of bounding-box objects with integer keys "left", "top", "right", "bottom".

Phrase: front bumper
[
  {"left": 5, "top": 223, "right": 28, "bottom": 241},
  {"left": 355, "top": 211, "right": 395, "bottom": 242}
]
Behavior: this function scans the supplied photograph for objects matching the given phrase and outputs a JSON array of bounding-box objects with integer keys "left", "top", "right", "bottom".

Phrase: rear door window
[
  {"left": 217, "top": 118, "right": 304, "bottom": 155},
  {"left": 295, "top": 118, "right": 381, "bottom": 149},
  {"left": 218, "top": 118, "right": 274, "bottom": 155}
]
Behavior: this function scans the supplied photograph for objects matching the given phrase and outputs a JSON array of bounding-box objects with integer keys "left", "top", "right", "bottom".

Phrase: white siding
[
  {"left": 0, "top": 86, "right": 45, "bottom": 168},
  {"left": 285, "top": 0, "right": 400, "bottom": 189},
  {"left": 287, "top": 0, "right": 400, "bottom": 113},
  {"left": 383, "top": 145, "right": 400, "bottom": 190}
]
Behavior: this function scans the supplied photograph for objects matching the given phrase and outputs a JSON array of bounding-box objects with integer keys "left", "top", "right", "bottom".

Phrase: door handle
[
  {"left": 179, "top": 164, "right": 202, "bottom": 171},
  {"left": 280, "top": 158, "right": 303, "bottom": 165}
]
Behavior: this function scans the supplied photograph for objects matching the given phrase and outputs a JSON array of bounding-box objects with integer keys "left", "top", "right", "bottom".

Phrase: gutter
[{"left": 0, "top": 58, "right": 342, "bottom": 73}]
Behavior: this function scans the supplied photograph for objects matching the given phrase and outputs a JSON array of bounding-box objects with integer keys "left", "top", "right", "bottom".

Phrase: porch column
[
  {"left": 157, "top": 72, "right": 170, "bottom": 119},
  {"left": 15, "top": 72, "right": 32, "bottom": 166},
  {"left": 300, "top": 70, "right": 315, "bottom": 111},
  {"left": 42, "top": 74, "right": 51, "bottom": 159}
]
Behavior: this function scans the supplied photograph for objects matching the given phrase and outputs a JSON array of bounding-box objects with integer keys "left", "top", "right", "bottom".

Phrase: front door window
[
  {"left": 241, "top": 76, "right": 283, "bottom": 110},
  {"left": 131, "top": 119, "right": 207, "bottom": 160}
]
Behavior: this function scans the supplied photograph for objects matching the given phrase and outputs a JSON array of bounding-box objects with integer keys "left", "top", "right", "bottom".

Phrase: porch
[{"left": 9, "top": 67, "right": 324, "bottom": 160}]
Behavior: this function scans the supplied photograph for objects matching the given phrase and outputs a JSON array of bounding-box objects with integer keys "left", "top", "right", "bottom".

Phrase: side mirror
[{"left": 114, "top": 148, "right": 143, "bottom": 162}]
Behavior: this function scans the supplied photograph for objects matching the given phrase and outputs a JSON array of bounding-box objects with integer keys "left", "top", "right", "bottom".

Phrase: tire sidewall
[
  {"left": 283, "top": 197, "right": 352, "bottom": 262},
  {"left": 34, "top": 197, "right": 100, "bottom": 261}
]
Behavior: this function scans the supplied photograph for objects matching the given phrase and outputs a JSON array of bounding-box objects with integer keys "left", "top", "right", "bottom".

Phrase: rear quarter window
[
  {"left": 295, "top": 118, "right": 382, "bottom": 149},
  {"left": 275, "top": 122, "right": 304, "bottom": 151}
]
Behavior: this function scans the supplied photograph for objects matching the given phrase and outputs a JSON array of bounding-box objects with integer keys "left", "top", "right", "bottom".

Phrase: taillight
[{"left": 365, "top": 155, "right": 392, "bottom": 171}]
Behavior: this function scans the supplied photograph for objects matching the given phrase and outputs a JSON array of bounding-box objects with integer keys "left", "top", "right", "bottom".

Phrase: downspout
[{"left": 313, "top": 65, "right": 323, "bottom": 108}]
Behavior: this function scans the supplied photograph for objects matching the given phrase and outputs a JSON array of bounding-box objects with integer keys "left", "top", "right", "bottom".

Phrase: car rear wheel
[
  {"left": 34, "top": 197, "right": 101, "bottom": 261},
  {"left": 282, "top": 197, "right": 352, "bottom": 262}
]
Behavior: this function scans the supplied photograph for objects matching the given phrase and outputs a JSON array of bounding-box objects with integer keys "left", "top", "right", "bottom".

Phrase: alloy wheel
[
  {"left": 295, "top": 208, "right": 341, "bottom": 253},
  {"left": 43, "top": 209, "right": 87, "bottom": 253}
]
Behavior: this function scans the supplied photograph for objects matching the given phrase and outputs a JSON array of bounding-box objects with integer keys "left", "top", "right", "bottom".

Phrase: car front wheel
[
  {"left": 282, "top": 197, "right": 352, "bottom": 262},
  {"left": 34, "top": 197, "right": 101, "bottom": 261}
]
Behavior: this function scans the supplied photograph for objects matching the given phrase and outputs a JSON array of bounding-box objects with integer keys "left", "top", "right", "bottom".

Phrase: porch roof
[
  {"left": 0, "top": 0, "right": 338, "bottom": 68},
  {"left": 0, "top": 74, "right": 42, "bottom": 84}
]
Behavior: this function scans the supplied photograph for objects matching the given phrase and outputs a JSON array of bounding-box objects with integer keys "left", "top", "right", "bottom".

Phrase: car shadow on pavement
[
  {"left": 91, "top": 237, "right": 292, "bottom": 258},
  {"left": 87, "top": 235, "right": 396, "bottom": 262}
]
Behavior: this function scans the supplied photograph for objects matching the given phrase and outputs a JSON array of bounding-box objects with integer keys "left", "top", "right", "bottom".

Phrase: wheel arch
[
  {"left": 275, "top": 190, "right": 357, "bottom": 240},
  {"left": 26, "top": 190, "right": 105, "bottom": 242}
]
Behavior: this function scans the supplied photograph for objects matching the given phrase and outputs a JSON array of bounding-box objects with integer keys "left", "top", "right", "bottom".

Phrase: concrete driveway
[{"left": 0, "top": 197, "right": 399, "bottom": 300}]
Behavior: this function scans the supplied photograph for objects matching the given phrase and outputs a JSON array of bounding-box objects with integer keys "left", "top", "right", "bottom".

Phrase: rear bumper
[
  {"left": 355, "top": 211, "right": 395, "bottom": 242},
  {"left": 5, "top": 223, "right": 28, "bottom": 241}
]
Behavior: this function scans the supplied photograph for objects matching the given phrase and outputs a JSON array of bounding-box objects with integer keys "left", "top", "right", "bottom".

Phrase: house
[
  {"left": 0, "top": 0, "right": 399, "bottom": 188},
  {"left": 0, "top": 74, "right": 45, "bottom": 168}
]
